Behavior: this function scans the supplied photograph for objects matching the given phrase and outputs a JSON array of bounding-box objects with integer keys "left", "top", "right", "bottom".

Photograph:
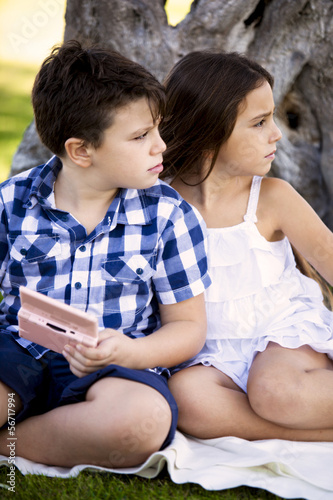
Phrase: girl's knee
[
  {"left": 169, "top": 366, "right": 224, "bottom": 434},
  {"left": 247, "top": 370, "right": 305, "bottom": 425},
  {"left": 169, "top": 369, "right": 198, "bottom": 403}
]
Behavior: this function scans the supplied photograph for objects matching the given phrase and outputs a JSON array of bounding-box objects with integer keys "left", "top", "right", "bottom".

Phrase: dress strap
[{"left": 243, "top": 176, "right": 263, "bottom": 223}]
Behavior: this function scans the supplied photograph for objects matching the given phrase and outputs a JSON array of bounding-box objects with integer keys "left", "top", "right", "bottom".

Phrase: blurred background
[{"left": 0, "top": 0, "right": 192, "bottom": 183}]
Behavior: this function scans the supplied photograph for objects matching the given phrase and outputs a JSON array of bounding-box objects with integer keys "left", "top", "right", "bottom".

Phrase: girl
[{"left": 160, "top": 51, "right": 333, "bottom": 441}]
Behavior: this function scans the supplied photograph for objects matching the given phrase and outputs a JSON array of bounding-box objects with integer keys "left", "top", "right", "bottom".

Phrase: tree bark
[{"left": 10, "top": 0, "right": 333, "bottom": 227}]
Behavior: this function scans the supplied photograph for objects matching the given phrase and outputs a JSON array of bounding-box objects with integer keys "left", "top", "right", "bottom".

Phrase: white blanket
[{"left": 1, "top": 431, "right": 333, "bottom": 499}]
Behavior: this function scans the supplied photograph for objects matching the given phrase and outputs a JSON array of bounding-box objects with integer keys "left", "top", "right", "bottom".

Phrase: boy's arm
[
  {"left": 130, "top": 293, "right": 207, "bottom": 369},
  {"left": 0, "top": 198, "right": 9, "bottom": 288},
  {"left": 63, "top": 293, "right": 207, "bottom": 377}
]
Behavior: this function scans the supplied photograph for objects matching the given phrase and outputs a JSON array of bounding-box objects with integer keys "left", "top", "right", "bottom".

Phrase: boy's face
[{"left": 89, "top": 97, "right": 166, "bottom": 190}]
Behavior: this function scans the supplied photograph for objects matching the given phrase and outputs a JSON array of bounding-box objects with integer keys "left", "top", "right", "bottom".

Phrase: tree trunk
[{"left": 10, "top": 0, "right": 333, "bottom": 228}]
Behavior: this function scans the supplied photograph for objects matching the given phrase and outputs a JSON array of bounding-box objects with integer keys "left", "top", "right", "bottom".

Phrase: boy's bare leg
[
  {"left": 169, "top": 364, "right": 333, "bottom": 441},
  {"left": 0, "top": 381, "right": 22, "bottom": 428},
  {"left": 0, "top": 377, "right": 172, "bottom": 467}
]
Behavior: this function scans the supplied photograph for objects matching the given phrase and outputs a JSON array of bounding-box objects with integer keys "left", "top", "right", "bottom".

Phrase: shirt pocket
[
  {"left": 102, "top": 253, "right": 156, "bottom": 283},
  {"left": 8, "top": 234, "right": 62, "bottom": 289},
  {"left": 101, "top": 253, "right": 156, "bottom": 314}
]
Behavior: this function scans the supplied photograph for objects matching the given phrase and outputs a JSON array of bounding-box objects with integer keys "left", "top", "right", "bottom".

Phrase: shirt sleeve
[
  {"left": 0, "top": 192, "right": 9, "bottom": 288},
  {"left": 153, "top": 199, "right": 211, "bottom": 304}
]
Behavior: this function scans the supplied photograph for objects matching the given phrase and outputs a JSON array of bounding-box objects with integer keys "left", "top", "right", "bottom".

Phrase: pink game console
[{"left": 18, "top": 286, "right": 99, "bottom": 353}]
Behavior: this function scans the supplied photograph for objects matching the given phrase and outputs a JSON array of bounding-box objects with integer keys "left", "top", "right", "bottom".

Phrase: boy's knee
[
  {"left": 0, "top": 382, "right": 22, "bottom": 428},
  {"left": 105, "top": 393, "right": 172, "bottom": 467},
  {"left": 128, "top": 390, "right": 171, "bottom": 440},
  {"left": 87, "top": 379, "right": 173, "bottom": 466}
]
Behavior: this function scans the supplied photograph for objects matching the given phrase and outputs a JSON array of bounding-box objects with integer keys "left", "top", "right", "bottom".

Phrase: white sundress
[{"left": 178, "top": 175, "right": 333, "bottom": 392}]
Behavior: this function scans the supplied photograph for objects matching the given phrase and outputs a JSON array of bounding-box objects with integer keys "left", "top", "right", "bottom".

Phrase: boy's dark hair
[
  {"left": 160, "top": 51, "right": 274, "bottom": 184},
  {"left": 32, "top": 40, "right": 166, "bottom": 157}
]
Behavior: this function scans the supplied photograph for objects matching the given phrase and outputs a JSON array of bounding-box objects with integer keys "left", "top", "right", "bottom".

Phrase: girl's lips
[
  {"left": 149, "top": 163, "right": 164, "bottom": 174},
  {"left": 265, "top": 151, "right": 276, "bottom": 159}
]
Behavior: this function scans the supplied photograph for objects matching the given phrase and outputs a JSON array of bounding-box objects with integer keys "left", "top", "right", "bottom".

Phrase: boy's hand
[
  {"left": 63, "top": 293, "right": 207, "bottom": 377},
  {"left": 62, "top": 329, "right": 136, "bottom": 377}
]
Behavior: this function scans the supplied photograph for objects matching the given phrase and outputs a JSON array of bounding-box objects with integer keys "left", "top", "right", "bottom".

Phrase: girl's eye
[
  {"left": 255, "top": 119, "right": 265, "bottom": 128},
  {"left": 134, "top": 131, "right": 148, "bottom": 140}
]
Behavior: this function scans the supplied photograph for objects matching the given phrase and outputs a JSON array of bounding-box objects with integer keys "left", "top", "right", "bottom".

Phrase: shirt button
[
  {"left": 61, "top": 215, "right": 69, "bottom": 222},
  {"left": 136, "top": 268, "right": 144, "bottom": 275},
  {"left": 79, "top": 246, "right": 86, "bottom": 252},
  {"left": 74, "top": 282, "right": 82, "bottom": 290},
  {"left": 20, "top": 248, "right": 27, "bottom": 256}
]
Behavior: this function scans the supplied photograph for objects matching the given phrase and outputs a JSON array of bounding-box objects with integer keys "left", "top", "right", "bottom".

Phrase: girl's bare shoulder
[
  {"left": 256, "top": 176, "right": 300, "bottom": 240},
  {"left": 261, "top": 176, "right": 296, "bottom": 197},
  {"left": 259, "top": 176, "right": 302, "bottom": 212}
]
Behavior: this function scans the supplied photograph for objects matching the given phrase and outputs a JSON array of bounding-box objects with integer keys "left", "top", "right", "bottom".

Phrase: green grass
[
  {"left": 0, "top": 59, "right": 37, "bottom": 182},
  {"left": 0, "top": 466, "right": 286, "bottom": 499}
]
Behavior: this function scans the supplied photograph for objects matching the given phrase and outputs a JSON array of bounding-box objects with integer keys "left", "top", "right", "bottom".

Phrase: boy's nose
[
  {"left": 153, "top": 134, "right": 167, "bottom": 154},
  {"left": 160, "top": 138, "right": 167, "bottom": 153}
]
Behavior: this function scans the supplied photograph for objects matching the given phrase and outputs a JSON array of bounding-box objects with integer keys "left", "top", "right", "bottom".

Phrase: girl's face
[{"left": 215, "top": 81, "right": 282, "bottom": 178}]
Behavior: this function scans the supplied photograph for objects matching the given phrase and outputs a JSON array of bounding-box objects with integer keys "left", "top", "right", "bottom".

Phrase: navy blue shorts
[{"left": 0, "top": 333, "right": 178, "bottom": 449}]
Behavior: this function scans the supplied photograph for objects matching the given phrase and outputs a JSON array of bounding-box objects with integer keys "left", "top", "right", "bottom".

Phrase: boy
[{"left": 0, "top": 41, "right": 210, "bottom": 468}]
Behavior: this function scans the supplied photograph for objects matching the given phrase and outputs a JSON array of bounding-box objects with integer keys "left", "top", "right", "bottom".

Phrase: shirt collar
[
  {"left": 102, "top": 187, "right": 152, "bottom": 231},
  {"left": 23, "top": 155, "right": 153, "bottom": 227},
  {"left": 23, "top": 155, "right": 61, "bottom": 209}
]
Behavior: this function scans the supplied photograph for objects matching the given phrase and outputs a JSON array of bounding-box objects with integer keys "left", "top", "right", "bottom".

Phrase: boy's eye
[{"left": 134, "top": 131, "right": 148, "bottom": 140}]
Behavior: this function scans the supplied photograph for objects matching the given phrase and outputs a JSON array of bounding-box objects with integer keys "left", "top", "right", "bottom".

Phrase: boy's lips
[
  {"left": 149, "top": 163, "right": 164, "bottom": 174},
  {"left": 265, "top": 150, "right": 276, "bottom": 159}
]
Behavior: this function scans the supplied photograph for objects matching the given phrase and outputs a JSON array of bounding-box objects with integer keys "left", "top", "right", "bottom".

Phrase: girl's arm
[{"left": 262, "top": 177, "right": 333, "bottom": 285}]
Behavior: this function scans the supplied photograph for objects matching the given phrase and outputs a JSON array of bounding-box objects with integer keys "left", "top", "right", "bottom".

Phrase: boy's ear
[{"left": 64, "top": 138, "right": 92, "bottom": 168}]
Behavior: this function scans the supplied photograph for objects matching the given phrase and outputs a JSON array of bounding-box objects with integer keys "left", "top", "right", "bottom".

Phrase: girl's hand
[{"left": 62, "top": 329, "right": 136, "bottom": 377}]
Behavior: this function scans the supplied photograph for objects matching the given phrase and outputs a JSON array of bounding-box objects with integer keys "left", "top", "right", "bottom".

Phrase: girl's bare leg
[
  {"left": 248, "top": 343, "right": 333, "bottom": 429},
  {"left": 169, "top": 364, "right": 333, "bottom": 441}
]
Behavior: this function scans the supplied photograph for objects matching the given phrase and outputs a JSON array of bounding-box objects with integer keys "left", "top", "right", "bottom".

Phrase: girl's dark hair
[
  {"left": 160, "top": 51, "right": 333, "bottom": 305},
  {"left": 292, "top": 246, "right": 333, "bottom": 310},
  {"left": 32, "top": 40, "right": 166, "bottom": 157},
  {"left": 160, "top": 50, "right": 273, "bottom": 184}
]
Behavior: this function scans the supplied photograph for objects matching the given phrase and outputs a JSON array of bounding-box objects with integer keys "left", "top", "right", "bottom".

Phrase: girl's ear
[
  {"left": 64, "top": 138, "right": 92, "bottom": 168},
  {"left": 203, "top": 149, "right": 214, "bottom": 159}
]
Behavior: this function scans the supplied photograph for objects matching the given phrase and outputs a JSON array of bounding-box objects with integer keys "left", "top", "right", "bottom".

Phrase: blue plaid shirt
[{"left": 0, "top": 156, "right": 211, "bottom": 370}]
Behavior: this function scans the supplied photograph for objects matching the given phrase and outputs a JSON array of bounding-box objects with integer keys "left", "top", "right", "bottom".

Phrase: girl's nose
[{"left": 272, "top": 121, "right": 282, "bottom": 143}]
